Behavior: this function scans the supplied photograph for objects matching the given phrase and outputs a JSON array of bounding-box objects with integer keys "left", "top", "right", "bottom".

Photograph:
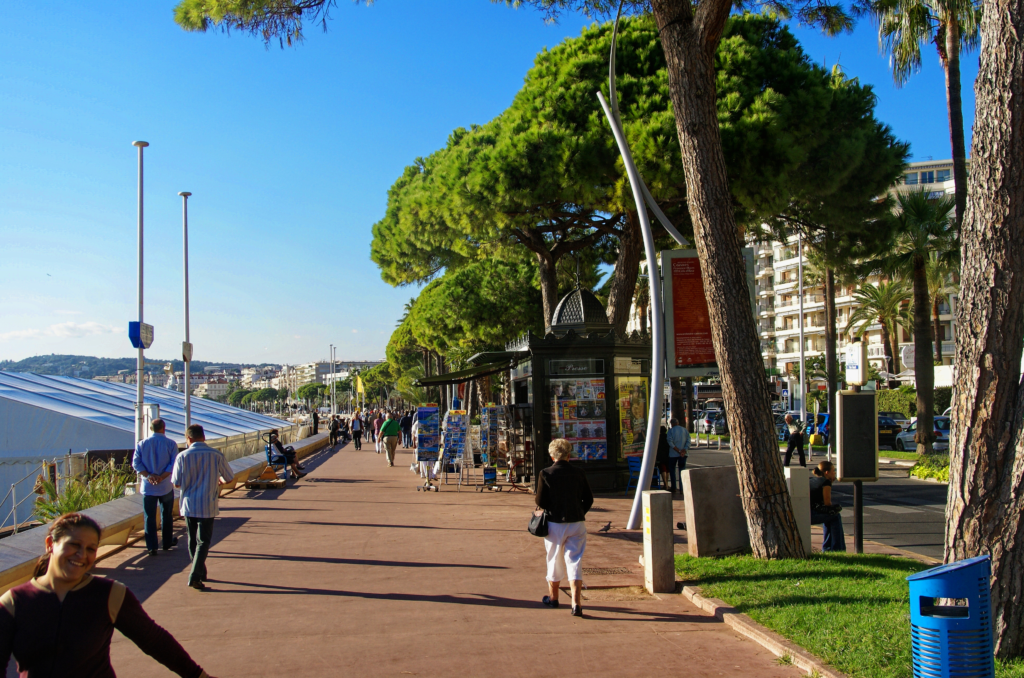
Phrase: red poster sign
[{"left": 670, "top": 257, "right": 716, "bottom": 367}]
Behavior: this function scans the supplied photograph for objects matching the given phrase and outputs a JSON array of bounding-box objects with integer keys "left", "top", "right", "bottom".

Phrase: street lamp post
[
  {"left": 330, "top": 344, "right": 336, "bottom": 416},
  {"left": 798, "top": 234, "right": 806, "bottom": 429},
  {"left": 179, "top": 191, "right": 193, "bottom": 428},
  {"left": 132, "top": 141, "right": 149, "bottom": 443}
]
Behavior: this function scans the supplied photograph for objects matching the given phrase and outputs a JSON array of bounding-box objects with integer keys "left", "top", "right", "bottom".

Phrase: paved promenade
[{"left": 93, "top": 442, "right": 804, "bottom": 678}]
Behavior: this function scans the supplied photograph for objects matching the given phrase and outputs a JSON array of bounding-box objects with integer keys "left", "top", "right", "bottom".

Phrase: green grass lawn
[
  {"left": 675, "top": 553, "right": 1024, "bottom": 678},
  {"left": 880, "top": 450, "right": 921, "bottom": 461}
]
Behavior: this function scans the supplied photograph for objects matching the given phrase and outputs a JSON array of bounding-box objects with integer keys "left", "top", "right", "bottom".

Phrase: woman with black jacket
[{"left": 535, "top": 438, "right": 594, "bottom": 617}]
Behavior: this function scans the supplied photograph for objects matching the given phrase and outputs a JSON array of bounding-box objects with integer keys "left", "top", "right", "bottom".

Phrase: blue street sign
[{"left": 129, "top": 322, "right": 154, "bottom": 349}]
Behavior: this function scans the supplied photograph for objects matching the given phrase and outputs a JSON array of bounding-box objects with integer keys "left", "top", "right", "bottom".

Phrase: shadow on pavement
[{"left": 212, "top": 550, "right": 507, "bottom": 569}]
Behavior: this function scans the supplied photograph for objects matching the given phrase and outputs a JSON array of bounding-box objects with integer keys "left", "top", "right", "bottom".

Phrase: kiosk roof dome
[{"left": 548, "top": 286, "right": 612, "bottom": 337}]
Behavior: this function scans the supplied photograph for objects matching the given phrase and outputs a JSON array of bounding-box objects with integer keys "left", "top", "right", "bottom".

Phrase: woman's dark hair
[
  {"left": 813, "top": 461, "right": 835, "bottom": 477},
  {"left": 34, "top": 513, "right": 102, "bottom": 577}
]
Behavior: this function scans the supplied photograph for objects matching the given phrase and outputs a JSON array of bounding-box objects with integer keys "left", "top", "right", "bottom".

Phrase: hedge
[{"left": 803, "top": 386, "right": 951, "bottom": 417}]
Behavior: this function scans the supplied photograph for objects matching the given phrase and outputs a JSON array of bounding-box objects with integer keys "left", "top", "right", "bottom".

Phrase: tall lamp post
[
  {"left": 330, "top": 344, "right": 336, "bottom": 416},
  {"left": 798, "top": 234, "right": 806, "bottom": 429},
  {"left": 179, "top": 191, "right": 193, "bottom": 428},
  {"left": 132, "top": 141, "right": 149, "bottom": 443}
]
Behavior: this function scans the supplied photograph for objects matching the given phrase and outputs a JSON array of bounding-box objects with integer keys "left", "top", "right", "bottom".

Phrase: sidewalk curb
[{"left": 679, "top": 585, "right": 848, "bottom": 678}]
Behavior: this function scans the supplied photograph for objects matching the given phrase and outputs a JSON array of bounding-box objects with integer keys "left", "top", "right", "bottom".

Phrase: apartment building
[{"left": 758, "top": 158, "right": 960, "bottom": 380}]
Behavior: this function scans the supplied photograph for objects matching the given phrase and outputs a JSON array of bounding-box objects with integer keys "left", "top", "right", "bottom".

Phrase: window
[
  {"left": 937, "top": 169, "right": 951, "bottom": 182},
  {"left": 920, "top": 171, "right": 935, "bottom": 184},
  {"left": 905, "top": 173, "right": 919, "bottom": 185}
]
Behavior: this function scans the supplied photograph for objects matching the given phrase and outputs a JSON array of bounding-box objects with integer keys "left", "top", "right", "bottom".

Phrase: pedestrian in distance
[
  {"left": 329, "top": 416, "right": 340, "bottom": 446},
  {"left": 311, "top": 408, "right": 319, "bottom": 435},
  {"left": 171, "top": 424, "right": 235, "bottom": 591},
  {"left": 666, "top": 417, "right": 690, "bottom": 494},
  {"left": 0, "top": 512, "right": 216, "bottom": 677},
  {"left": 374, "top": 412, "right": 385, "bottom": 454},
  {"left": 380, "top": 412, "right": 402, "bottom": 467},
  {"left": 351, "top": 413, "right": 363, "bottom": 450},
  {"left": 809, "top": 461, "right": 846, "bottom": 552},
  {"left": 536, "top": 438, "right": 594, "bottom": 617},
  {"left": 400, "top": 410, "right": 413, "bottom": 448},
  {"left": 656, "top": 425, "right": 670, "bottom": 489},
  {"left": 784, "top": 414, "right": 806, "bottom": 467},
  {"left": 132, "top": 418, "right": 180, "bottom": 557}
]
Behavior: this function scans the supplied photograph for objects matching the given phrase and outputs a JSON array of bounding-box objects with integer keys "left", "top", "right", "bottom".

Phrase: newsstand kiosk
[{"left": 507, "top": 286, "right": 652, "bottom": 493}]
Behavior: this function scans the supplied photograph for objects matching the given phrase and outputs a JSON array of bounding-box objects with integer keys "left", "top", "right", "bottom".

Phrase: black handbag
[{"left": 528, "top": 509, "right": 549, "bottom": 537}]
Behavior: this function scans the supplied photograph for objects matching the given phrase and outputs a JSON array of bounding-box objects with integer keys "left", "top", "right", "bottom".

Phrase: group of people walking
[{"left": 320, "top": 409, "right": 417, "bottom": 466}]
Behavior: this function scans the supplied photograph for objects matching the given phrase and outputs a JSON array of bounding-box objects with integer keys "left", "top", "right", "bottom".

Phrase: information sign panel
[
  {"left": 415, "top": 406, "right": 440, "bottom": 463},
  {"left": 836, "top": 390, "right": 879, "bottom": 482},
  {"left": 661, "top": 249, "right": 754, "bottom": 378}
]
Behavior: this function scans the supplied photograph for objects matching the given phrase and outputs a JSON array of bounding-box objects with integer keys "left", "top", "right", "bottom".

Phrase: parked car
[
  {"left": 698, "top": 411, "right": 728, "bottom": 435},
  {"left": 895, "top": 416, "right": 950, "bottom": 452},
  {"left": 878, "top": 416, "right": 902, "bottom": 448},
  {"left": 880, "top": 410, "right": 911, "bottom": 429}
]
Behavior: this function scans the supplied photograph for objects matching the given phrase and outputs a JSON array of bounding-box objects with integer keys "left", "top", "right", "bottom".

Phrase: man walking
[
  {"left": 665, "top": 417, "right": 691, "bottom": 494},
  {"left": 132, "top": 418, "right": 179, "bottom": 557},
  {"left": 172, "top": 424, "right": 234, "bottom": 591},
  {"left": 311, "top": 408, "right": 319, "bottom": 435},
  {"left": 400, "top": 410, "right": 413, "bottom": 448},
  {"left": 380, "top": 412, "right": 402, "bottom": 467}
]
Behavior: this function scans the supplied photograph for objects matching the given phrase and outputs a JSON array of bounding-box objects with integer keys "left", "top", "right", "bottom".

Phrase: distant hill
[{"left": 0, "top": 354, "right": 276, "bottom": 378}]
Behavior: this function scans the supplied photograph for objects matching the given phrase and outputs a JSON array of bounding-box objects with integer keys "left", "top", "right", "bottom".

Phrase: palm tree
[
  {"left": 397, "top": 297, "right": 416, "bottom": 327},
  {"left": 845, "top": 280, "right": 911, "bottom": 388},
  {"left": 886, "top": 189, "right": 957, "bottom": 453},
  {"left": 869, "top": 0, "right": 981, "bottom": 230},
  {"left": 925, "top": 251, "right": 959, "bottom": 363}
]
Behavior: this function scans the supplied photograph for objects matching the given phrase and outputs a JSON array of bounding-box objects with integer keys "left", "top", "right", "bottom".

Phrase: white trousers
[{"left": 544, "top": 520, "right": 587, "bottom": 582}]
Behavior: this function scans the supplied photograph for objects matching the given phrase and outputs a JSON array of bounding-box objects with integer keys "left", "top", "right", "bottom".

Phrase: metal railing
[{"left": 0, "top": 456, "right": 78, "bottom": 535}]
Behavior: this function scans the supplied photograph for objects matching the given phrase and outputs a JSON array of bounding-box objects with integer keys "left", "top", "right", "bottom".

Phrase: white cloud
[
  {"left": 0, "top": 321, "right": 120, "bottom": 341},
  {"left": 352, "top": 329, "right": 358, "bottom": 333}
]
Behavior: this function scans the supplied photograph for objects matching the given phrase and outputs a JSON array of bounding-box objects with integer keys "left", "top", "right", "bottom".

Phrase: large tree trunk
[
  {"left": 536, "top": 251, "right": 559, "bottom": 330},
  {"left": 945, "top": 0, "right": 1024, "bottom": 655},
  {"left": 879, "top": 317, "right": 896, "bottom": 388},
  {"left": 943, "top": 20, "right": 969, "bottom": 232},
  {"left": 912, "top": 256, "right": 935, "bottom": 453},
  {"left": 824, "top": 268, "right": 838, "bottom": 458},
  {"left": 606, "top": 211, "right": 643, "bottom": 334},
  {"left": 650, "top": 0, "right": 803, "bottom": 559},
  {"left": 670, "top": 377, "right": 685, "bottom": 423},
  {"left": 933, "top": 298, "right": 944, "bottom": 364}
]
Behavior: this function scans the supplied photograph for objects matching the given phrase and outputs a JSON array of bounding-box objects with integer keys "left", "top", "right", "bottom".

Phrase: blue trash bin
[{"left": 906, "top": 555, "right": 993, "bottom": 678}]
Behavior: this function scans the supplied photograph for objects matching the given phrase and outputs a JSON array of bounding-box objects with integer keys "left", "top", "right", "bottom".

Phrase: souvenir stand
[
  {"left": 440, "top": 409, "right": 468, "bottom": 488},
  {"left": 476, "top": 405, "right": 506, "bottom": 492},
  {"left": 415, "top": 404, "right": 441, "bottom": 492},
  {"left": 504, "top": 286, "right": 653, "bottom": 493}
]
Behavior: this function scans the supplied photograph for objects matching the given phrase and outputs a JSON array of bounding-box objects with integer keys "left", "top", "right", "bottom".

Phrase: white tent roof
[{"left": 0, "top": 372, "right": 286, "bottom": 456}]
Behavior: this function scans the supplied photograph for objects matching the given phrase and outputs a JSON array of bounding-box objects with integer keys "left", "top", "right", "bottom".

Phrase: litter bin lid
[{"left": 906, "top": 554, "right": 990, "bottom": 582}]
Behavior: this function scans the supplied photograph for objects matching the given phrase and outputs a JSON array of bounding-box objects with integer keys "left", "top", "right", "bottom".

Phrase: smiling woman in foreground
[{"left": 0, "top": 512, "right": 214, "bottom": 677}]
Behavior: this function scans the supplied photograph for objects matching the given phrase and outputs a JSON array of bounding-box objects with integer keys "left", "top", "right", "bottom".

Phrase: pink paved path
[{"left": 96, "top": 443, "right": 803, "bottom": 678}]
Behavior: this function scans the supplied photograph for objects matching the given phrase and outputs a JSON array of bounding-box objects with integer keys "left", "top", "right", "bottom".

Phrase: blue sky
[{"left": 0, "top": 2, "right": 977, "bottom": 365}]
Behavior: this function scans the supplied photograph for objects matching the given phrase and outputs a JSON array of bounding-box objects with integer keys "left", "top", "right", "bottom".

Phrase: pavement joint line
[{"left": 679, "top": 585, "right": 848, "bottom": 678}]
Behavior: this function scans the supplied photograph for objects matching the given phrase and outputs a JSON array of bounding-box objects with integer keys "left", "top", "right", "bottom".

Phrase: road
[{"left": 685, "top": 444, "right": 947, "bottom": 560}]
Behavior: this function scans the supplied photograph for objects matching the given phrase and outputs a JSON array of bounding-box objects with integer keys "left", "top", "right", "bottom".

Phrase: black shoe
[
  {"left": 147, "top": 549, "right": 158, "bottom": 557},
  {"left": 542, "top": 596, "right": 559, "bottom": 608},
  {"left": 571, "top": 605, "right": 583, "bottom": 617},
  {"left": 189, "top": 580, "right": 206, "bottom": 591},
  {"left": 677, "top": 522, "right": 687, "bottom": 530},
  {"left": 163, "top": 537, "right": 179, "bottom": 551}
]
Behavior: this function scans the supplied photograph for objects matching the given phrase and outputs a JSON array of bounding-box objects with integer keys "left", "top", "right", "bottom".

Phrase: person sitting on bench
[{"left": 268, "top": 429, "right": 306, "bottom": 479}]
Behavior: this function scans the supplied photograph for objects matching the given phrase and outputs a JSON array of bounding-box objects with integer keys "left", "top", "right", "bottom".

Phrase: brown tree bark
[
  {"left": 941, "top": 20, "right": 969, "bottom": 232},
  {"left": 933, "top": 299, "right": 944, "bottom": 364},
  {"left": 670, "top": 377, "right": 685, "bottom": 423},
  {"left": 606, "top": 211, "right": 643, "bottom": 334},
  {"left": 824, "top": 268, "right": 838, "bottom": 455},
  {"left": 535, "top": 250, "right": 559, "bottom": 329},
  {"left": 649, "top": 0, "right": 803, "bottom": 559},
  {"left": 912, "top": 256, "right": 935, "bottom": 453},
  {"left": 945, "top": 0, "right": 1024, "bottom": 655}
]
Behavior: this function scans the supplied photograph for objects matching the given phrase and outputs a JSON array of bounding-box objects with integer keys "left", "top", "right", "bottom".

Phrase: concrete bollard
[
  {"left": 784, "top": 466, "right": 812, "bottom": 556},
  {"left": 642, "top": 490, "right": 675, "bottom": 593}
]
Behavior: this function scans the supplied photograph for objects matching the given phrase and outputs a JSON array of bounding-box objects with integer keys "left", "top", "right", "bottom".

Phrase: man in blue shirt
[
  {"left": 132, "top": 418, "right": 180, "bottom": 556},
  {"left": 665, "top": 417, "right": 691, "bottom": 494},
  {"left": 172, "top": 424, "right": 234, "bottom": 591}
]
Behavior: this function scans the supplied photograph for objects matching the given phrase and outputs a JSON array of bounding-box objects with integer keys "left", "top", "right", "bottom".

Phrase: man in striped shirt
[{"left": 171, "top": 424, "right": 234, "bottom": 591}]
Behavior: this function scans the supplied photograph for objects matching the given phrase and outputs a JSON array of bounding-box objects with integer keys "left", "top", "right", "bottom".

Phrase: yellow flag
[{"left": 356, "top": 375, "right": 365, "bottom": 394}]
